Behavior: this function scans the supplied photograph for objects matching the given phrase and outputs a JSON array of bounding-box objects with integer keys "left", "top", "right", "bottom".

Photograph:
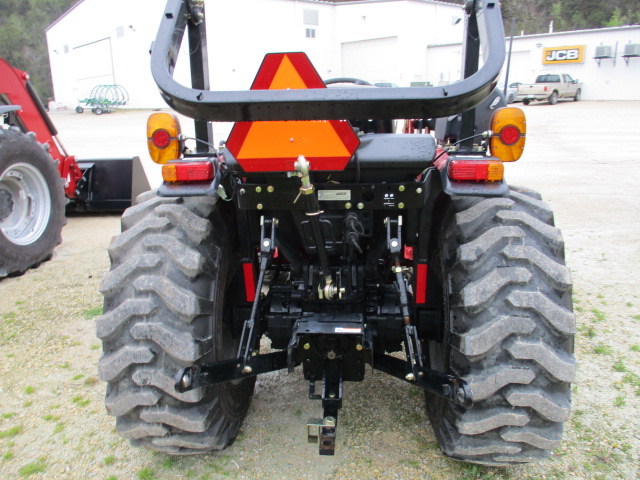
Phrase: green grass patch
[
  {"left": 72, "top": 374, "right": 84, "bottom": 381},
  {"left": 84, "top": 306, "right": 103, "bottom": 319},
  {"left": 137, "top": 468, "right": 157, "bottom": 480},
  {"left": 57, "top": 362, "right": 71, "bottom": 369},
  {"left": 42, "top": 414, "right": 60, "bottom": 422},
  {"left": 631, "top": 344, "right": 640, "bottom": 352},
  {"left": 104, "top": 455, "right": 116, "bottom": 466},
  {"left": 53, "top": 423, "right": 65, "bottom": 434},
  {"left": 0, "top": 426, "right": 23, "bottom": 438},
  {"left": 22, "top": 400, "right": 33, "bottom": 408},
  {"left": 3, "top": 451, "right": 15, "bottom": 461},
  {"left": 1, "top": 412, "right": 15, "bottom": 419},
  {"left": 24, "top": 386, "right": 35, "bottom": 395},
  {"left": 612, "top": 359, "right": 627, "bottom": 372},
  {"left": 622, "top": 373, "right": 640, "bottom": 386},
  {"left": 161, "top": 456, "right": 176, "bottom": 469},
  {"left": 72, "top": 395, "right": 90, "bottom": 407},
  {"left": 19, "top": 458, "right": 47, "bottom": 476},
  {"left": 591, "top": 308, "right": 606, "bottom": 322},
  {"left": 614, "top": 395, "right": 626, "bottom": 407},
  {"left": 593, "top": 344, "right": 613, "bottom": 355}
]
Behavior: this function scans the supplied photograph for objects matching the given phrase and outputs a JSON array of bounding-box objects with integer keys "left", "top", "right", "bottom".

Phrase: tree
[{"left": 0, "top": 0, "right": 76, "bottom": 100}]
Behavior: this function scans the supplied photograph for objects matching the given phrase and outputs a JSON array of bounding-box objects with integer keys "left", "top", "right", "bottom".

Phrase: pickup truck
[{"left": 517, "top": 73, "right": 582, "bottom": 105}]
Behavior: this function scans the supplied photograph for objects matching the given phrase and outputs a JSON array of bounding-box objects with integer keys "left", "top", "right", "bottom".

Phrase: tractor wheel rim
[{"left": 0, "top": 162, "right": 51, "bottom": 245}]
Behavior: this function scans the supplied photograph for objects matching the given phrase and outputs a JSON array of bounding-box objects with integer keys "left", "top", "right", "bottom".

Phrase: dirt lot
[{"left": 1, "top": 101, "right": 639, "bottom": 480}]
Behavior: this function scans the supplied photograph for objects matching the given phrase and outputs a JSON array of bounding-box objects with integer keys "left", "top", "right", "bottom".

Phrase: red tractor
[{"left": 0, "top": 58, "right": 148, "bottom": 277}]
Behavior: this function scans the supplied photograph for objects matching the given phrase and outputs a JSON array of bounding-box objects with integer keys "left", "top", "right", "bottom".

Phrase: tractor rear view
[
  {"left": 98, "top": 0, "right": 575, "bottom": 466},
  {"left": 0, "top": 58, "right": 149, "bottom": 277}
]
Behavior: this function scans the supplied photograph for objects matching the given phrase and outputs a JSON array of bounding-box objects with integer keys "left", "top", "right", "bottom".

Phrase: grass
[
  {"left": 137, "top": 468, "right": 157, "bottom": 480},
  {"left": 614, "top": 395, "right": 626, "bottom": 407},
  {"left": 590, "top": 308, "right": 606, "bottom": 322},
  {"left": 0, "top": 426, "right": 23, "bottom": 438},
  {"left": 1, "top": 412, "right": 15, "bottom": 419},
  {"left": 84, "top": 306, "right": 103, "bottom": 319},
  {"left": 72, "top": 395, "right": 90, "bottom": 407},
  {"left": 24, "top": 386, "right": 35, "bottom": 394},
  {"left": 612, "top": 359, "right": 627, "bottom": 372},
  {"left": 72, "top": 374, "right": 84, "bottom": 381},
  {"left": 53, "top": 423, "right": 65, "bottom": 434},
  {"left": 3, "top": 451, "right": 15, "bottom": 461},
  {"left": 19, "top": 458, "right": 47, "bottom": 476},
  {"left": 593, "top": 344, "right": 613, "bottom": 355},
  {"left": 42, "top": 414, "right": 60, "bottom": 422},
  {"left": 580, "top": 325, "right": 596, "bottom": 338},
  {"left": 631, "top": 344, "right": 640, "bottom": 352},
  {"left": 104, "top": 455, "right": 116, "bottom": 466},
  {"left": 84, "top": 377, "right": 99, "bottom": 386}
]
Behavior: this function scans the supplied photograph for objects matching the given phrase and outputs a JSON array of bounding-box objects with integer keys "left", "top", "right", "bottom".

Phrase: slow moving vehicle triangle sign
[{"left": 225, "top": 52, "right": 360, "bottom": 172}]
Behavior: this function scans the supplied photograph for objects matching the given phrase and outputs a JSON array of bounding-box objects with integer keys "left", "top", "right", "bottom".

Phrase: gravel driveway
[{"left": 1, "top": 101, "right": 639, "bottom": 479}]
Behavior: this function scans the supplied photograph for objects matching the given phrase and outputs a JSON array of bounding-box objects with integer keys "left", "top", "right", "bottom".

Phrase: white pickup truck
[{"left": 517, "top": 73, "right": 582, "bottom": 105}]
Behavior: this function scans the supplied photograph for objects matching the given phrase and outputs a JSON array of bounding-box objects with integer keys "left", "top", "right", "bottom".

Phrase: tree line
[{"left": 1, "top": 0, "right": 638, "bottom": 101}]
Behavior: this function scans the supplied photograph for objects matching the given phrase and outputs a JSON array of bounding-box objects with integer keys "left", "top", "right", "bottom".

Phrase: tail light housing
[
  {"left": 449, "top": 159, "right": 504, "bottom": 182},
  {"left": 147, "top": 113, "right": 182, "bottom": 164},
  {"left": 162, "top": 161, "right": 214, "bottom": 182},
  {"left": 489, "top": 107, "right": 526, "bottom": 162}
]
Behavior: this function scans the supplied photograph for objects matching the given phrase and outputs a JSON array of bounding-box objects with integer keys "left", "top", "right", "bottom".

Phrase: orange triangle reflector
[{"left": 226, "top": 53, "right": 360, "bottom": 172}]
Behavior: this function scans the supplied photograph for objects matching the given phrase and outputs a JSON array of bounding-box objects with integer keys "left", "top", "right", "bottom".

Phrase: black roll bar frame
[{"left": 150, "top": 0, "right": 505, "bottom": 123}]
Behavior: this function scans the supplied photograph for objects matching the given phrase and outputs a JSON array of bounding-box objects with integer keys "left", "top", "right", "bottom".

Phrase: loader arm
[{"left": 0, "top": 58, "right": 82, "bottom": 198}]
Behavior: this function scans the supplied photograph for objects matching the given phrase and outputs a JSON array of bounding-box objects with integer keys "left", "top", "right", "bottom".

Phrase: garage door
[
  {"left": 341, "top": 37, "right": 398, "bottom": 83},
  {"left": 73, "top": 38, "right": 115, "bottom": 97}
]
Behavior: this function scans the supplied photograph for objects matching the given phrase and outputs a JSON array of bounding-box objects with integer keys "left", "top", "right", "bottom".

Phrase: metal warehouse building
[{"left": 46, "top": 0, "right": 640, "bottom": 110}]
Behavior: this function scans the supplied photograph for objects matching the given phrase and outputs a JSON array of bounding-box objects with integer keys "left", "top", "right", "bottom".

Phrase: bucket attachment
[{"left": 70, "top": 156, "right": 150, "bottom": 211}]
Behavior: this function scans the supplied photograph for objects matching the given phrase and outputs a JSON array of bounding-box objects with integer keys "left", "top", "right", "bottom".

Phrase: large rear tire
[
  {"left": 425, "top": 186, "right": 575, "bottom": 465},
  {"left": 0, "top": 129, "right": 65, "bottom": 277},
  {"left": 98, "top": 191, "right": 255, "bottom": 454}
]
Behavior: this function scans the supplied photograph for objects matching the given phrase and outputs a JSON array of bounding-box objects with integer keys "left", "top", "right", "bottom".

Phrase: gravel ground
[{"left": 1, "top": 101, "right": 639, "bottom": 480}]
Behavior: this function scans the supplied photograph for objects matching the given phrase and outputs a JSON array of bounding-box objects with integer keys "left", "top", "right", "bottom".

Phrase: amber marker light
[
  {"left": 147, "top": 113, "right": 182, "bottom": 164},
  {"left": 490, "top": 107, "right": 526, "bottom": 162}
]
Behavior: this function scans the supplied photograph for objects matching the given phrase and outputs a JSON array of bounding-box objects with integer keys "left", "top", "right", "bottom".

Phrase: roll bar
[{"left": 150, "top": 0, "right": 505, "bottom": 122}]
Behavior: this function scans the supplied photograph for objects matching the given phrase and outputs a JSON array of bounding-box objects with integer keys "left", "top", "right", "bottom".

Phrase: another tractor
[
  {"left": 0, "top": 58, "right": 149, "bottom": 277},
  {"left": 98, "top": 0, "right": 575, "bottom": 465}
]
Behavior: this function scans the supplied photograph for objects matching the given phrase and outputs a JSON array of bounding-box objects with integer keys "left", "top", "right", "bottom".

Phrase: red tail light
[
  {"left": 448, "top": 160, "right": 504, "bottom": 182},
  {"left": 162, "top": 162, "right": 214, "bottom": 182},
  {"left": 151, "top": 129, "right": 171, "bottom": 148}
]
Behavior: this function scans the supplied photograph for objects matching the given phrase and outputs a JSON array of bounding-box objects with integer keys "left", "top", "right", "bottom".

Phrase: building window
[
  {"left": 303, "top": 9, "right": 319, "bottom": 26},
  {"left": 305, "top": 28, "right": 316, "bottom": 39}
]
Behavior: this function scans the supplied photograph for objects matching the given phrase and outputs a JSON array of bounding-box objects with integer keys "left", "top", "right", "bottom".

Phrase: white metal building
[
  {"left": 46, "top": 0, "right": 465, "bottom": 109},
  {"left": 427, "top": 25, "right": 640, "bottom": 100},
  {"left": 46, "top": 0, "right": 640, "bottom": 109}
]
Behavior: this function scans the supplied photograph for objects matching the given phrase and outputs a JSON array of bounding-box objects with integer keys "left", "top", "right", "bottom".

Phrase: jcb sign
[{"left": 543, "top": 46, "right": 585, "bottom": 64}]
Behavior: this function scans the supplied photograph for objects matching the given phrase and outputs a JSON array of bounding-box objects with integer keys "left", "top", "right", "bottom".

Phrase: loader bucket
[{"left": 70, "top": 156, "right": 150, "bottom": 211}]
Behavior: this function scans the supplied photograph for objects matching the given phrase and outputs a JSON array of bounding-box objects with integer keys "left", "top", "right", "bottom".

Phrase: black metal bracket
[
  {"left": 175, "top": 351, "right": 287, "bottom": 392},
  {"left": 373, "top": 352, "right": 473, "bottom": 409},
  {"left": 151, "top": 0, "right": 506, "bottom": 122},
  {"left": 175, "top": 216, "right": 279, "bottom": 393}
]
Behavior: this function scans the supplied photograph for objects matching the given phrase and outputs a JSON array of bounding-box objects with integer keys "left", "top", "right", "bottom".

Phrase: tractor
[
  {"left": 0, "top": 58, "right": 149, "bottom": 277},
  {"left": 98, "top": 0, "right": 575, "bottom": 465}
]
